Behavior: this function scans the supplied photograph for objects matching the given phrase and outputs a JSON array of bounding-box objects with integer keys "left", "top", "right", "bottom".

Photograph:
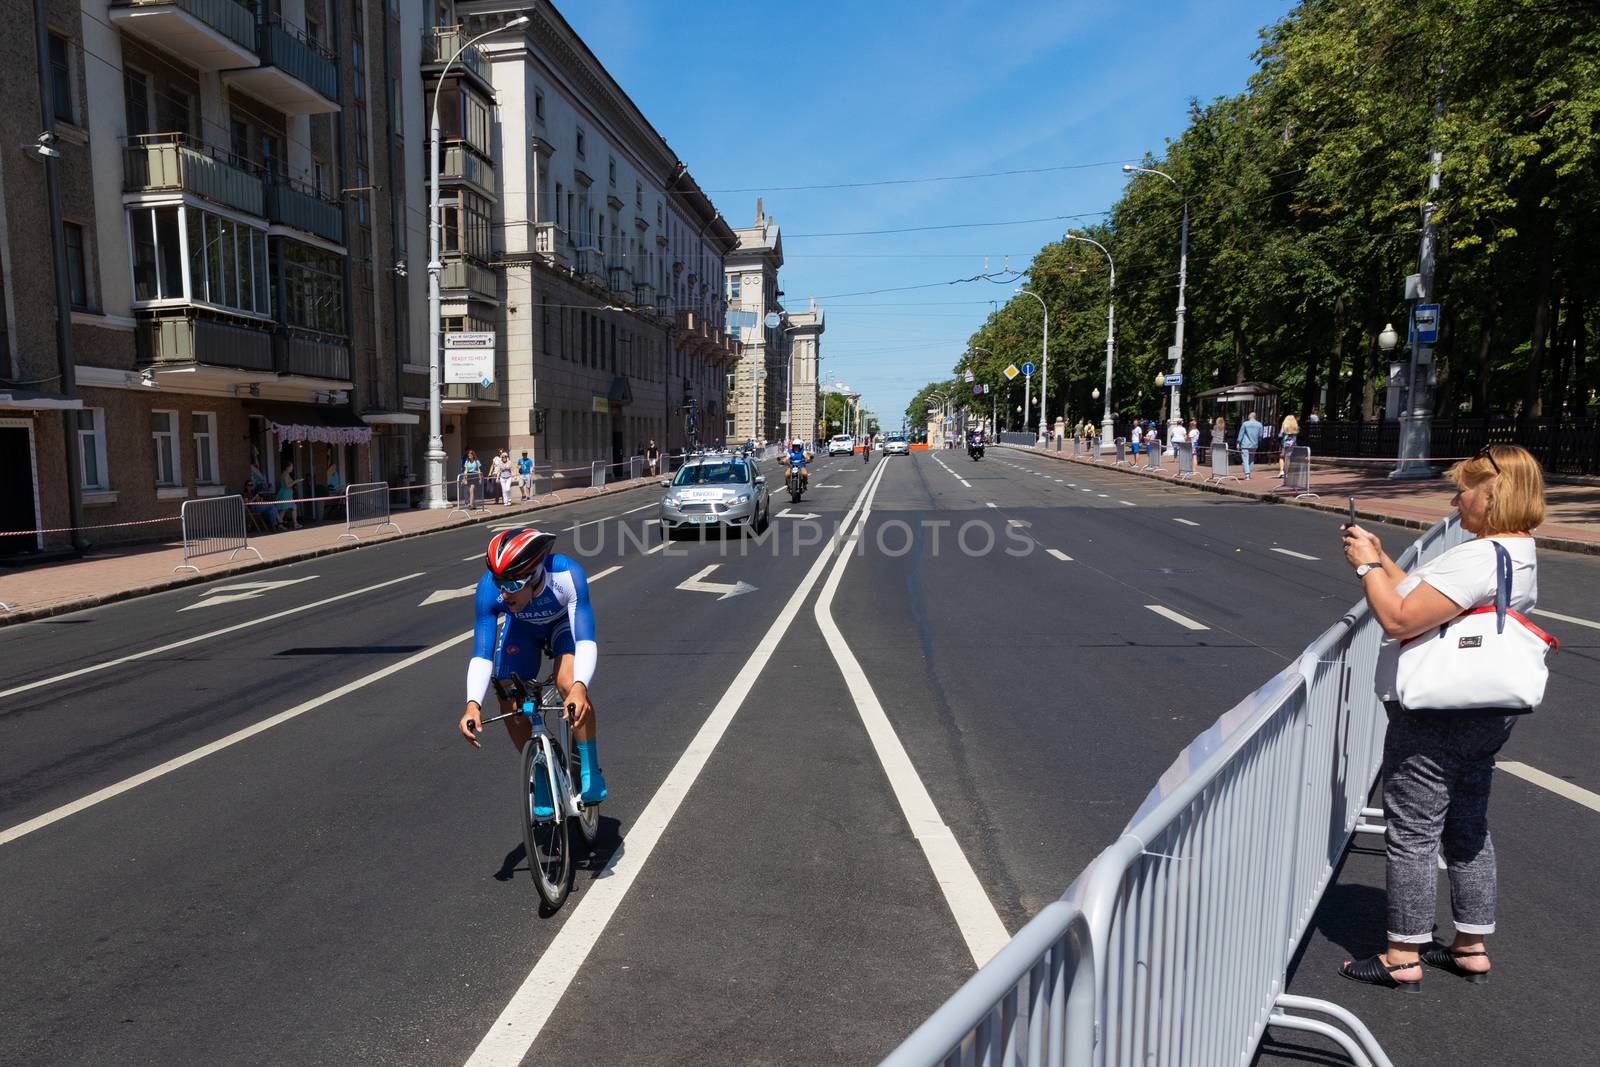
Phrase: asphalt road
[{"left": 1, "top": 447, "right": 1596, "bottom": 1065}]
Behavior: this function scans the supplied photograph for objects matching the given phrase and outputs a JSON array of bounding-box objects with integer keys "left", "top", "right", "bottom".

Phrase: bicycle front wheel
[
  {"left": 571, "top": 745, "right": 600, "bottom": 847},
  {"left": 522, "top": 738, "right": 571, "bottom": 908}
]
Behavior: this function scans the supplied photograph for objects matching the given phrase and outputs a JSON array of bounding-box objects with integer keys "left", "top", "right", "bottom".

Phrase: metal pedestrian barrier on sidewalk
[
  {"left": 591, "top": 460, "right": 607, "bottom": 489},
  {"left": 1280, "top": 445, "right": 1318, "bottom": 499},
  {"left": 881, "top": 513, "right": 1471, "bottom": 1067},
  {"left": 450, "top": 473, "right": 485, "bottom": 517},
  {"left": 1208, "top": 442, "right": 1241, "bottom": 483},
  {"left": 1175, "top": 440, "right": 1196, "bottom": 479},
  {"left": 339, "top": 481, "right": 401, "bottom": 541},
  {"left": 1113, "top": 437, "right": 1128, "bottom": 465},
  {"left": 174, "top": 495, "right": 263, "bottom": 574}
]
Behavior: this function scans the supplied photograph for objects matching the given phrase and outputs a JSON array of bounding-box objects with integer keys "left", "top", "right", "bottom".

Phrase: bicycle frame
[{"left": 482, "top": 672, "right": 583, "bottom": 821}]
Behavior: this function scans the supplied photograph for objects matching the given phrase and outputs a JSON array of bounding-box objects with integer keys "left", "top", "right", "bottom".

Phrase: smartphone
[{"left": 1346, "top": 496, "right": 1357, "bottom": 527}]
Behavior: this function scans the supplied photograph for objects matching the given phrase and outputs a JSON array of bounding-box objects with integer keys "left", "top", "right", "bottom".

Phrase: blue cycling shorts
[{"left": 492, "top": 618, "right": 575, "bottom": 686}]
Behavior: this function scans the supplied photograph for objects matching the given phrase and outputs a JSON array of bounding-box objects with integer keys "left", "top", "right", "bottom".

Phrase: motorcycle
[
  {"left": 968, "top": 439, "right": 985, "bottom": 461},
  {"left": 786, "top": 463, "right": 806, "bottom": 503}
]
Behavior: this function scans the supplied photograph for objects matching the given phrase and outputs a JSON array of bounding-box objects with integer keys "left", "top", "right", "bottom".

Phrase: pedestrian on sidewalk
[
  {"left": 1238, "top": 411, "right": 1264, "bottom": 477},
  {"left": 517, "top": 451, "right": 534, "bottom": 501},
  {"left": 1336, "top": 444, "right": 1547, "bottom": 992},
  {"left": 275, "top": 461, "right": 303, "bottom": 530},
  {"left": 1187, "top": 419, "right": 1200, "bottom": 460},
  {"left": 462, "top": 450, "right": 482, "bottom": 509},
  {"left": 1278, "top": 414, "right": 1300, "bottom": 479},
  {"left": 646, "top": 439, "right": 660, "bottom": 477}
]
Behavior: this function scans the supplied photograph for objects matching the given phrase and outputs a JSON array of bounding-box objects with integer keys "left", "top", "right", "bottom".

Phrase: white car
[
  {"left": 827, "top": 434, "right": 855, "bottom": 456},
  {"left": 883, "top": 434, "right": 910, "bottom": 456}
]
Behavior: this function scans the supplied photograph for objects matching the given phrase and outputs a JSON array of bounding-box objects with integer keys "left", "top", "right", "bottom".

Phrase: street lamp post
[
  {"left": 1062, "top": 233, "right": 1117, "bottom": 451},
  {"left": 1014, "top": 287, "right": 1048, "bottom": 440},
  {"left": 1123, "top": 165, "right": 1189, "bottom": 443},
  {"left": 427, "top": 14, "right": 529, "bottom": 507}
]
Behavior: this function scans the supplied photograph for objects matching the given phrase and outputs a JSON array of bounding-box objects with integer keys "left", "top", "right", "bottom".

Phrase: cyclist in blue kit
[{"left": 458, "top": 526, "right": 606, "bottom": 805}]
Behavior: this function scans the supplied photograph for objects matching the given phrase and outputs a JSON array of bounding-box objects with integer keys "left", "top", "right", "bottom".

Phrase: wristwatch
[{"left": 1355, "top": 562, "right": 1380, "bottom": 579}]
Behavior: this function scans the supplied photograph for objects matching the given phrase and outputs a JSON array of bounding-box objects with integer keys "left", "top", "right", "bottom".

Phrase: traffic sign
[
  {"left": 972, "top": 384, "right": 983, "bottom": 395},
  {"left": 1004, "top": 364, "right": 1020, "bottom": 381},
  {"left": 963, "top": 370, "right": 975, "bottom": 382},
  {"left": 1413, "top": 303, "right": 1440, "bottom": 345},
  {"left": 1021, "top": 361, "right": 1035, "bottom": 376},
  {"left": 1164, "top": 373, "right": 1183, "bottom": 386}
]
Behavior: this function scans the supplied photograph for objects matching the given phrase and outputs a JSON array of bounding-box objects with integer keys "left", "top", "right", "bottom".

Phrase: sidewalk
[
  {"left": 1003, "top": 444, "right": 1600, "bottom": 553},
  {"left": 0, "top": 479, "right": 656, "bottom": 625}
]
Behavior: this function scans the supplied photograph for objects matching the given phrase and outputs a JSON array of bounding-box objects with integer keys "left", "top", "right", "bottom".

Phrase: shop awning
[{"left": 244, "top": 401, "right": 372, "bottom": 444}]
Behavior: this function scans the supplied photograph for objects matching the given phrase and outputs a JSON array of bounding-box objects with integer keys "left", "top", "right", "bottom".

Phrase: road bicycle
[{"left": 478, "top": 668, "right": 599, "bottom": 909}]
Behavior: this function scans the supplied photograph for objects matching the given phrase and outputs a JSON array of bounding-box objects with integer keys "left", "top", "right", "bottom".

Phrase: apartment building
[
  {"left": 724, "top": 202, "right": 783, "bottom": 444},
  {"left": 1, "top": 0, "right": 418, "bottom": 555},
  {"left": 413, "top": 1, "right": 738, "bottom": 474}
]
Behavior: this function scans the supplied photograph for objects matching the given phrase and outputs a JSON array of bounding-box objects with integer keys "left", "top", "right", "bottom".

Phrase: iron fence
[
  {"left": 1299, "top": 416, "right": 1600, "bottom": 475},
  {"left": 174, "top": 494, "right": 262, "bottom": 574}
]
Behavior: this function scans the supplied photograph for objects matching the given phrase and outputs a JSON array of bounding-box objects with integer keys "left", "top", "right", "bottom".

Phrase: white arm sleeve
[
  {"left": 466, "top": 656, "right": 493, "bottom": 706},
  {"left": 572, "top": 640, "right": 597, "bottom": 689}
]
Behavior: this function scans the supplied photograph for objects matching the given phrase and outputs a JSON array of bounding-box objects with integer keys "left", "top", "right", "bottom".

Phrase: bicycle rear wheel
[{"left": 522, "top": 738, "right": 571, "bottom": 908}]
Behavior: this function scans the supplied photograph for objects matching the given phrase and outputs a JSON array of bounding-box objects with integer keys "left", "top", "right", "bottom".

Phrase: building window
[
  {"left": 64, "top": 224, "right": 90, "bottom": 309},
  {"left": 657, "top": 202, "right": 663, "bottom": 228},
  {"left": 151, "top": 410, "right": 178, "bottom": 487},
  {"left": 192, "top": 412, "right": 219, "bottom": 485},
  {"left": 440, "top": 191, "right": 492, "bottom": 261},
  {"left": 128, "top": 205, "right": 269, "bottom": 316},
  {"left": 534, "top": 89, "right": 545, "bottom": 122},
  {"left": 76, "top": 408, "right": 108, "bottom": 490},
  {"left": 575, "top": 127, "right": 585, "bottom": 158},
  {"left": 727, "top": 273, "right": 740, "bottom": 303},
  {"left": 274, "top": 239, "right": 345, "bottom": 334},
  {"left": 635, "top": 182, "right": 642, "bottom": 209},
  {"left": 608, "top": 157, "right": 616, "bottom": 186},
  {"left": 48, "top": 33, "right": 73, "bottom": 124},
  {"left": 124, "top": 67, "right": 150, "bottom": 136}
]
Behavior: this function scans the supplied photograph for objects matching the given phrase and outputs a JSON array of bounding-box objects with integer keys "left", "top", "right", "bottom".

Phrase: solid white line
[
  {"left": 1531, "top": 607, "right": 1600, "bottom": 631},
  {"left": 0, "top": 630, "right": 471, "bottom": 846},
  {"left": 462, "top": 460, "right": 892, "bottom": 1067},
  {"left": 618, "top": 503, "right": 657, "bottom": 516},
  {"left": 1497, "top": 761, "right": 1600, "bottom": 813},
  {"left": 1270, "top": 547, "right": 1320, "bottom": 561},
  {"left": 0, "top": 572, "right": 426, "bottom": 702},
  {"left": 1173, "top": 518, "right": 1200, "bottom": 527},
  {"left": 812, "top": 465, "right": 1009, "bottom": 968},
  {"left": 586, "top": 565, "right": 622, "bottom": 581},
  {"left": 1145, "top": 605, "right": 1210, "bottom": 631},
  {"left": 1047, "top": 549, "right": 1073, "bottom": 561}
]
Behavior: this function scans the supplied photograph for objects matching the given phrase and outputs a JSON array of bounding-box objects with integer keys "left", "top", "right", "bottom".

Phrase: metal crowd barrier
[
  {"left": 883, "top": 513, "right": 1469, "bottom": 1067},
  {"left": 1208, "top": 443, "right": 1240, "bottom": 483},
  {"left": 451, "top": 473, "right": 485, "bottom": 517},
  {"left": 1143, "top": 442, "right": 1162, "bottom": 470},
  {"left": 1071, "top": 436, "right": 1081, "bottom": 456},
  {"left": 1113, "top": 437, "right": 1127, "bottom": 465},
  {"left": 1175, "top": 440, "right": 1196, "bottom": 479},
  {"left": 1281, "top": 445, "right": 1318, "bottom": 499},
  {"left": 591, "top": 459, "right": 607, "bottom": 489},
  {"left": 174, "top": 494, "right": 262, "bottom": 574},
  {"left": 339, "top": 481, "right": 400, "bottom": 541}
]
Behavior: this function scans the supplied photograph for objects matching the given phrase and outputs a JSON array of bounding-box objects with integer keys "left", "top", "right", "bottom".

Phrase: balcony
[
  {"left": 607, "top": 265, "right": 632, "bottom": 300},
  {"left": 110, "top": 0, "right": 257, "bottom": 72},
  {"left": 442, "top": 380, "right": 501, "bottom": 404},
  {"left": 655, "top": 295, "right": 672, "bottom": 321},
  {"left": 441, "top": 257, "right": 498, "bottom": 301},
  {"left": 124, "top": 134, "right": 264, "bottom": 217},
  {"left": 135, "top": 311, "right": 274, "bottom": 372},
  {"left": 675, "top": 309, "right": 699, "bottom": 333},
  {"left": 633, "top": 281, "right": 655, "bottom": 308},
  {"left": 274, "top": 330, "right": 351, "bottom": 381},
  {"left": 440, "top": 143, "right": 496, "bottom": 197},
  {"left": 424, "top": 25, "right": 493, "bottom": 96},
  {"left": 534, "top": 223, "right": 567, "bottom": 269},
  {"left": 573, "top": 247, "right": 605, "bottom": 287},
  {"left": 265, "top": 179, "right": 344, "bottom": 244},
  {"left": 224, "top": 16, "right": 338, "bottom": 115}
]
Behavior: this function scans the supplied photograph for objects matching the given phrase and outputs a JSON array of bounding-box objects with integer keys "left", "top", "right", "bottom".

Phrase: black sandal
[
  {"left": 1421, "top": 943, "right": 1490, "bottom": 984},
  {"left": 1339, "top": 954, "right": 1422, "bottom": 992}
]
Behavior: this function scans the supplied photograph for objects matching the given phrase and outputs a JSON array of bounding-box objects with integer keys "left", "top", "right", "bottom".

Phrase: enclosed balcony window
[
  {"left": 128, "top": 204, "right": 269, "bottom": 317},
  {"left": 275, "top": 238, "right": 344, "bottom": 334}
]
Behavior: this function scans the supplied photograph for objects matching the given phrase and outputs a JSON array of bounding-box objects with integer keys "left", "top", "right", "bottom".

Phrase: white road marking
[
  {"left": 812, "top": 464, "right": 1009, "bottom": 968},
  {"left": 776, "top": 509, "right": 820, "bottom": 519},
  {"left": 619, "top": 503, "right": 657, "bottom": 515},
  {"left": 461, "top": 553, "right": 482, "bottom": 562},
  {"left": 958, "top": 479, "right": 972, "bottom": 488},
  {"left": 1270, "top": 548, "right": 1320, "bottom": 561},
  {"left": 1047, "top": 549, "right": 1073, "bottom": 561},
  {"left": 1173, "top": 518, "right": 1200, "bottom": 527},
  {"left": 644, "top": 541, "right": 668, "bottom": 555},
  {"left": 676, "top": 564, "right": 756, "bottom": 600},
  {"left": 1098, "top": 494, "right": 1108, "bottom": 498},
  {"left": 1081, "top": 489, "right": 1093, "bottom": 493},
  {"left": 179, "top": 576, "right": 319, "bottom": 611},
  {"left": 1497, "top": 761, "right": 1600, "bottom": 813},
  {"left": 1007, "top": 519, "right": 1031, "bottom": 528},
  {"left": 1119, "top": 500, "right": 1136, "bottom": 507},
  {"left": 463, "top": 460, "right": 891, "bottom": 1066},
  {"left": 419, "top": 585, "right": 477, "bottom": 607},
  {"left": 985, "top": 502, "right": 997, "bottom": 509},
  {"left": 1145, "top": 605, "right": 1210, "bottom": 631},
  {"left": 0, "top": 573, "right": 426, "bottom": 702},
  {"left": 0, "top": 630, "right": 470, "bottom": 846},
  {"left": 587, "top": 565, "right": 622, "bottom": 581},
  {"left": 1531, "top": 607, "right": 1600, "bottom": 631}
]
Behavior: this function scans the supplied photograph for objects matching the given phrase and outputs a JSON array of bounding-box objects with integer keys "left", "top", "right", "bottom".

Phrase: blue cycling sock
[{"left": 577, "top": 739, "right": 606, "bottom": 801}]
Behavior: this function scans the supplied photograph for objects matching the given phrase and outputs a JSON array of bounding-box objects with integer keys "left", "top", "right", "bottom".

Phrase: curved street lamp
[
  {"left": 1123, "top": 164, "right": 1190, "bottom": 442},
  {"left": 1062, "top": 232, "right": 1117, "bottom": 452},
  {"left": 1013, "top": 287, "right": 1048, "bottom": 439},
  {"left": 426, "top": 14, "right": 531, "bottom": 507}
]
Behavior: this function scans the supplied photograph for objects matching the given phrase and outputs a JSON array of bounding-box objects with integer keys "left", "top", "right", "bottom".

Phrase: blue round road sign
[{"left": 1022, "top": 361, "right": 1035, "bottom": 376}]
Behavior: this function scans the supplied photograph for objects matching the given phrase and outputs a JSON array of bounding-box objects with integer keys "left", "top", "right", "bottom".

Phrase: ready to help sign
[{"left": 444, "top": 331, "right": 496, "bottom": 386}]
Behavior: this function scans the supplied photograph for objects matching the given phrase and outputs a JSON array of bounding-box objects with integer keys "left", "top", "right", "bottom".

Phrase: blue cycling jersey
[
  {"left": 466, "top": 552, "right": 597, "bottom": 704},
  {"left": 787, "top": 449, "right": 808, "bottom": 467}
]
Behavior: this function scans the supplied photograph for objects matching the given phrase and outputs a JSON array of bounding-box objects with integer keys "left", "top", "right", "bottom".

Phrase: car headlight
[{"left": 734, "top": 492, "right": 752, "bottom": 503}]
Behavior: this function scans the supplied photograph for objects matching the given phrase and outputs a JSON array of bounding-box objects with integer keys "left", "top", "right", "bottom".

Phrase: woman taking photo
[{"left": 1338, "top": 444, "right": 1549, "bottom": 991}]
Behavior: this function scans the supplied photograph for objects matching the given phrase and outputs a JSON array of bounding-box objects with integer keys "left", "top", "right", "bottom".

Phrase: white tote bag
[{"left": 1395, "top": 542, "right": 1559, "bottom": 711}]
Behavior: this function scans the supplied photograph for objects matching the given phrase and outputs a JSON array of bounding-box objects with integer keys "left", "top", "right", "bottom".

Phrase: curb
[
  {"left": 0, "top": 479, "right": 657, "bottom": 627},
  {"left": 999, "top": 445, "right": 1600, "bottom": 558}
]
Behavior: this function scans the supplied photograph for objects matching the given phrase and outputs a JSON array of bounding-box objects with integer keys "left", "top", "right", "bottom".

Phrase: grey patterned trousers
[{"left": 1381, "top": 707, "right": 1518, "bottom": 943}]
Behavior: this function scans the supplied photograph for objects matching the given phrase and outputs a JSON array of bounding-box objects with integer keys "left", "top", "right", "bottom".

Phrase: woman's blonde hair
[
  {"left": 1281, "top": 414, "right": 1300, "bottom": 434},
  {"left": 1446, "top": 444, "right": 1545, "bottom": 533}
]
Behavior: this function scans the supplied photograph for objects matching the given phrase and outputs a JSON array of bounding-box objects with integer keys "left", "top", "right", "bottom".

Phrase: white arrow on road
[
  {"left": 419, "top": 585, "right": 479, "bottom": 607},
  {"left": 775, "top": 508, "right": 820, "bottom": 520},
  {"left": 676, "top": 564, "right": 756, "bottom": 600},
  {"left": 179, "top": 576, "right": 318, "bottom": 611}
]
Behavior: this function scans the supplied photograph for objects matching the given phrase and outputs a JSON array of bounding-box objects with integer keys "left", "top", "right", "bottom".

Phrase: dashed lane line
[
  {"left": 1145, "top": 605, "right": 1211, "bottom": 631},
  {"left": 1047, "top": 549, "right": 1073, "bottom": 561},
  {"left": 1497, "top": 761, "right": 1600, "bottom": 814},
  {"left": 587, "top": 566, "right": 622, "bottom": 581},
  {"left": 1270, "top": 548, "right": 1321, "bottom": 561},
  {"left": 1173, "top": 518, "right": 1200, "bottom": 527},
  {"left": 985, "top": 502, "right": 997, "bottom": 509},
  {"left": 644, "top": 541, "right": 668, "bottom": 555},
  {"left": 1119, "top": 500, "right": 1136, "bottom": 507}
]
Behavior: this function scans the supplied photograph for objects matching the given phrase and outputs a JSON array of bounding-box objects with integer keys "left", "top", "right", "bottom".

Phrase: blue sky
[{"left": 561, "top": 0, "right": 1293, "bottom": 428}]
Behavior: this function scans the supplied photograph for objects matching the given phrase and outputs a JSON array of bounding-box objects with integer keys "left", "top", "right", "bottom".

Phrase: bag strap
[{"left": 1491, "top": 540, "right": 1513, "bottom": 635}]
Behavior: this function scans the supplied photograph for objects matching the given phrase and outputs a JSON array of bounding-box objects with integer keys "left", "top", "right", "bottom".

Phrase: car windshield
[{"left": 674, "top": 461, "right": 748, "bottom": 486}]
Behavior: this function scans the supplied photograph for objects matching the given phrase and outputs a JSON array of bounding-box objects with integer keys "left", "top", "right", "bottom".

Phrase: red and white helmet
[{"left": 485, "top": 526, "right": 556, "bottom": 586}]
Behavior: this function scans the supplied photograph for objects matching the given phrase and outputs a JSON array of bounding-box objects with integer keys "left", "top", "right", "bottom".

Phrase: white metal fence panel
[
  {"left": 340, "top": 481, "right": 400, "bottom": 541},
  {"left": 174, "top": 494, "right": 262, "bottom": 574}
]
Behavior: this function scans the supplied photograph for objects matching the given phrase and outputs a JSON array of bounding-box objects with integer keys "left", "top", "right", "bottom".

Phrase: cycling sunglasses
[{"left": 493, "top": 570, "right": 544, "bottom": 595}]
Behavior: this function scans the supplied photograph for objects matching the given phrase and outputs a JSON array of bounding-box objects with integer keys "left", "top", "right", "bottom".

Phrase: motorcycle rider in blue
[
  {"left": 786, "top": 438, "right": 809, "bottom": 490},
  {"left": 459, "top": 527, "right": 605, "bottom": 814}
]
